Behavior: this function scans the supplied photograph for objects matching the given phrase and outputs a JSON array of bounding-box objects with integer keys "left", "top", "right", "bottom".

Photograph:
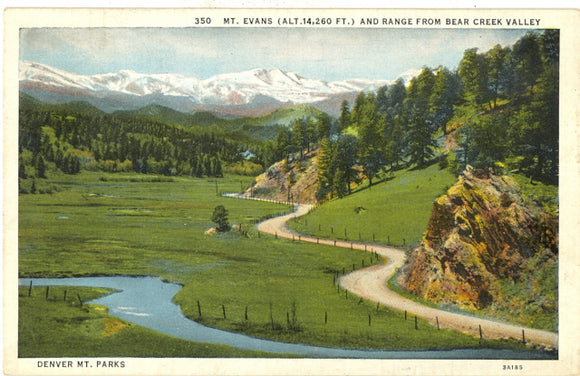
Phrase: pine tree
[
  {"left": 458, "top": 48, "right": 490, "bottom": 108},
  {"left": 338, "top": 100, "right": 351, "bottom": 132},
  {"left": 485, "top": 45, "right": 511, "bottom": 109},
  {"left": 34, "top": 154, "right": 47, "bottom": 178},
  {"left": 211, "top": 205, "right": 230, "bottom": 232},
  {"left": 404, "top": 68, "right": 436, "bottom": 167},
  {"left": 316, "top": 137, "right": 335, "bottom": 201}
]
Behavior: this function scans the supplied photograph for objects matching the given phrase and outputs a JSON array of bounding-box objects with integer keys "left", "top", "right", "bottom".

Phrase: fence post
[
  {"left": 414, "top": 316, "right": 418, "bottom": 330},
  {"left": 222, "top": 304, "right": 227, "bottom": 319},
  {"left": 368, "top": 314, "right": 372, "bottom": 327},
  {"left": 63, "top": 290, "right": 67, "bottom": 302},
  {"left": 197, "top": 300, "right": 202, "bottom": 318},
  {"left": 436, "top": 316, "right": 440, "bottom": 330},
  {"left": 45, "top": 286, "right": 50, "bottom": 301},
  {"left": 522, "top": 330, "right": 526, "bottom": 344},
  {"left": 245, "top": 306, "right": 248, "bottom": 321},
  {"left": 405, "top": 310, "right": 407, "bottom": 320},
  {"left": 77, "top": 294, "right": 83, "bottom": 307},
  {"left": 325, "top": 311, "right": 328, "bottom": 325},
  {"left": 479, "top": 325, "right": 483, "bottom": 341},
  {"left": 28, "top": 281, "right": 32, "bottom": 297}
]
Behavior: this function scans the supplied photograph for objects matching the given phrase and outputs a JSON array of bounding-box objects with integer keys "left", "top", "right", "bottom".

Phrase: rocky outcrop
[
  {"left": 243, "top": 150, "right": 320, "bottom": 204},
  {"left": 397, "top": 167, "right": 557, "bottom": 326}
]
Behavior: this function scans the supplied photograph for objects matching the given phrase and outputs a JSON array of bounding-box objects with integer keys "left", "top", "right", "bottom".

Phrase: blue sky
[{"left": 20, "top": 28, "right": 532, "bottom": 82}]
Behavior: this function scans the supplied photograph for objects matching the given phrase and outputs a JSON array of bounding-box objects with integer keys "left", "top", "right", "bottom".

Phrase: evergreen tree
[
  {"left": 458, "top": 48, "right": 490, "bottom": 108},
  {"left": 337, "top": 100, "right": 351, "bottom": 132},
  {"left": 315, "top": 112, "right": 332, "bottom": 140},
  {"left": 316, "top": 137, "right": 335, "bottom": 201},
  {"left": 429, "top": 67, "right": 460, "bottom": 133},
  {"left": 383, "top": 79, "right": 406, "bottom": 121},
  {"left": 19, "top": 155, "right": 28, "bottom": 179},
  {"left": 404, "top": 68, "right": 436, "bottom": 167},
  {"left": 34, "top": 154, "right": 47, "bottom": 178},
  {"left": 512, "top": 32, "right": 543, "bottom": 100},
  {"left": 485, "top": 44, "right": 512, "bottom": 109},
  {"left": 356, "top": 95, "right": 385, "bottom": 186},
  {"left": 335, "top": 135, "right": 358, "bottom": 194},
  {"left": 211, "top": 205, "right": 230, "bottom": 232}
]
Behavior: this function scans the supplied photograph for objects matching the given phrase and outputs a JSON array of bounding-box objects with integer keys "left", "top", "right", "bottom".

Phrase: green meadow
[
  {"left": 19, "top": 171, "right": 527, "bottom": 356},
  {"left": 289, "top": 164, "right": 456, "bottom": 248}
]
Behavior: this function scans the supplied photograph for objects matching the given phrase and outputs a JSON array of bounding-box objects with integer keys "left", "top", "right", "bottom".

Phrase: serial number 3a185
[
  {"left": 194, "top": 17, "right": 211, "bottom": 24},
  {"left": 503, "top": 365, "right": 523, "bottom": 371}
]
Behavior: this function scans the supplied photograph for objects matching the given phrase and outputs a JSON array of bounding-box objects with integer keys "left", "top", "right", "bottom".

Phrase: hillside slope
[
  {"left": 243, "top": 150, "right": 319, "bottom": 204},
  {"left": 397, "top": 167, "right": 558, "bottom": 330}
]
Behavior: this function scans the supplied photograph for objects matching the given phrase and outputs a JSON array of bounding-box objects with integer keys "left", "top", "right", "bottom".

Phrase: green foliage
[
  {"left": 211, "top": 205, "right": 230, "bottom": 232},
  {"left": 223, "top": 160, "right": 263, "bottom": 176},
  {"left": 452, "top": 30, "right": 558, "bottom": 185},
  {"left": 18, "top": 98, "right": 241, "bottom": 185}
]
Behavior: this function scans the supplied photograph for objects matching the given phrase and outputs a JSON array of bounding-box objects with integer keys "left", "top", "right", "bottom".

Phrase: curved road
[{"left": 248, "top": 199, "right": 558, "bottom": 350}]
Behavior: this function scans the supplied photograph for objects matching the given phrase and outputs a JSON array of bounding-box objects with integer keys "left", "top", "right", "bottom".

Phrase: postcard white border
[{"left": 4, "top": 7, "right": 580, "bottom": 376}]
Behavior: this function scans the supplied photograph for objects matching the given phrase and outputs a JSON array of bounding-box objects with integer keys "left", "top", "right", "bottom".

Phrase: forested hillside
[
  {"left": 250, "top": 30, "right": 559, "bottom": 204},
  {"left": 19, "top": 30, "right": 558, "bottom": 198}
]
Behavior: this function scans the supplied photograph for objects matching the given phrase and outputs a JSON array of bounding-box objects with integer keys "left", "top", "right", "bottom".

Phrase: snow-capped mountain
[{"left": 19, "top": 61, "right": 419, "bottom": 116}]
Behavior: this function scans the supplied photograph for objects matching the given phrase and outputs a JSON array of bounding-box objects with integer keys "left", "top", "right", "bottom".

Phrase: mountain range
[{"left": 19, "top": 61, "right": 419, "bottom": 117}]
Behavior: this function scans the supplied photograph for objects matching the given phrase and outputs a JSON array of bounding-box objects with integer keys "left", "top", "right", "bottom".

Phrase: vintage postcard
[{"left": 3, "top": 7, "right": 580, "bottom": 376}]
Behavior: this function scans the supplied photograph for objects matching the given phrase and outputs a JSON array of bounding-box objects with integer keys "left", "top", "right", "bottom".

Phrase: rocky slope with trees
[{"left": 397, "top": 167, "right": 558, "bottom": 329}]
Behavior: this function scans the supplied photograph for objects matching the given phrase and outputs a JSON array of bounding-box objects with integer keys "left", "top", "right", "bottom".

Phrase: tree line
[
  {"left": 17, "top": 100, "right": 258, "bottom": 185},
  {"left": 265, "top": 29, "right": 559, "bottom": 201}
]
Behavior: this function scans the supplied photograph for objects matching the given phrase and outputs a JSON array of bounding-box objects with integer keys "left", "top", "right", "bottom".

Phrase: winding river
[{"left": 19, "top": 276, "right": 555, "bottom": 359}]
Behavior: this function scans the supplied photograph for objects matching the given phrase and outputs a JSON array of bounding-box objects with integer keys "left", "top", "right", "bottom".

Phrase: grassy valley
[
  {"left": 18, "top": 172, "right": 528, "bottom": 356},
  {"left": 17, "top": 29, "right": 559, "bottom": 358}
]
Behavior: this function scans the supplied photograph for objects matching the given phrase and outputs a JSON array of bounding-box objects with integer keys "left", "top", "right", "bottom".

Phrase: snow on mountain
[
  {"left": 19, "top": 61, "right": 420, "bottom": 113},
  {"left": 394, "top": 68, "right": 422, "bottom": 84}
]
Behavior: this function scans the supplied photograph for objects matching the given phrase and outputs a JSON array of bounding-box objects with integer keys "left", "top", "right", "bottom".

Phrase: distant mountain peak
[{"left": 19, "top": 61, "right": 420, "bottom": 116}]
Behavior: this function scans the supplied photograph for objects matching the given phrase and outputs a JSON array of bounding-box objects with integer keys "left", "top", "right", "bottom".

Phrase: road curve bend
[{"left": 235, "top": 196, "right": 558, "bottom": 349}]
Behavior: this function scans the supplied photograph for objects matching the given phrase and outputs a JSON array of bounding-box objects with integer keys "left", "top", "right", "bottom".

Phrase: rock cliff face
[
  {"left": 397, "top": 167, "right": 557, "bottom": 327},
  {"left": 243, "top": 150, "right": 319, "bottom": 204}
]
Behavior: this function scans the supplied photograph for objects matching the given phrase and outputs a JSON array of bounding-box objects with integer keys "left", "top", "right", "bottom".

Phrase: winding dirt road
[{"left": 240, "top": 196, "right": 558, "bottom": 349}]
